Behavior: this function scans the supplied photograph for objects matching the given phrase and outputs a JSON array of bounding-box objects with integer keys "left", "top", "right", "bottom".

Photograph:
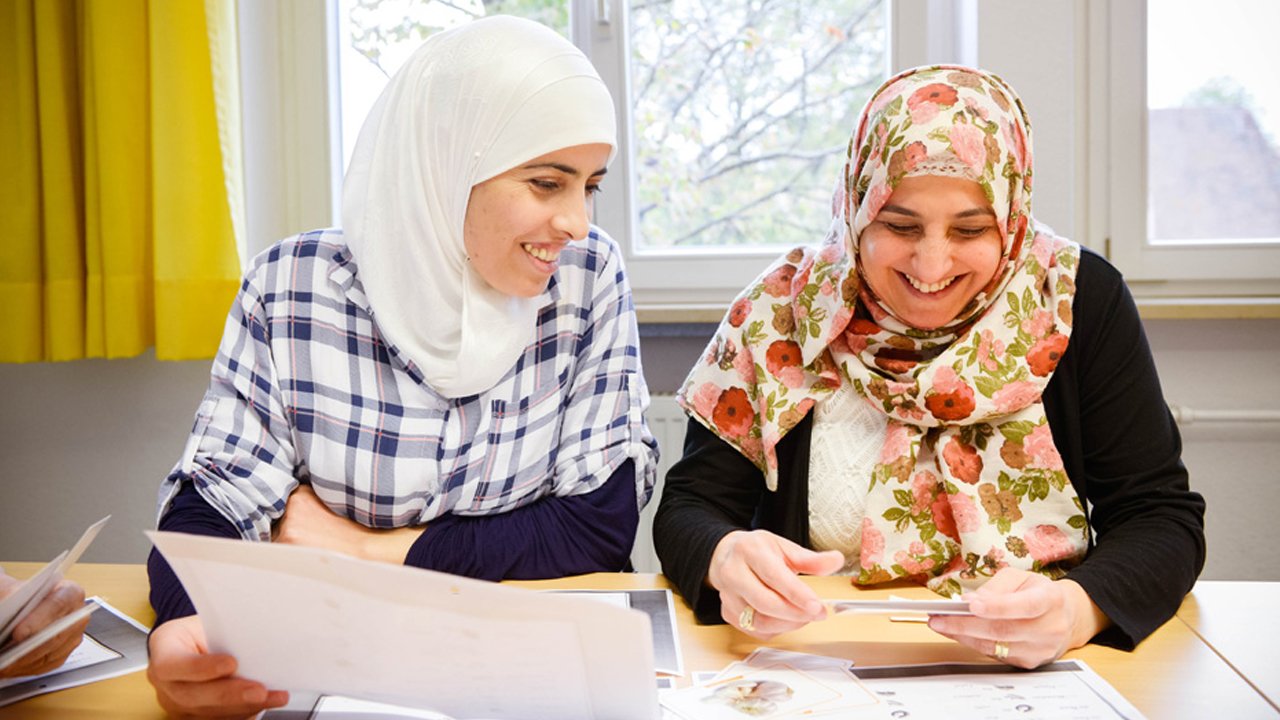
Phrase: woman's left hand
[
  {"left": 273, "top": 485, "right": 424, "bottom": 564},
  {"left": 927, "top": 568, "right": 1110, "bottom": 669}
]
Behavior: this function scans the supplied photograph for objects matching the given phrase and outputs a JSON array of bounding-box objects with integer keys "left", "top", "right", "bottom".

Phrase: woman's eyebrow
[
  {"left": 521, "top": 163, "right": 609, "bottom": 177},
  {"left": 955, "top": 207, "right": 997, "bottom": 218},
  {"left": 878, "top": 204, "right": 918, "bottom": 217}
]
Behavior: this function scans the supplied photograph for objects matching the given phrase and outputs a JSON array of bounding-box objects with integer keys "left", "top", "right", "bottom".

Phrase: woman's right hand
[
  {"left": 147, "top": 615, "right": 288, "bottom": 719},
  {"left": 707, "top": 530, "right": 844, "bottom": 639}
]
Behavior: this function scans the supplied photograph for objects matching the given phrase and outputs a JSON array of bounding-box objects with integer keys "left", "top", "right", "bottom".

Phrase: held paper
[{"left": 148, "top": 531, "right": 658, "bottom": 720}]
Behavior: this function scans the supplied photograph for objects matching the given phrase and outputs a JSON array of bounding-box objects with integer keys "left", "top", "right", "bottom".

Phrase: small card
[
  {"left": 828, "top": 598, "right": 971, "bottom": 616},
  {"left": 0, "top": 516, "right": 109, "bottom": 646}
]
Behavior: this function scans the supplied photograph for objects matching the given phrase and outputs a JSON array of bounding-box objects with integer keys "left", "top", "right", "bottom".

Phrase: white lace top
[{"left": 807, "top": 381, "right": 886, "bottom": 574}]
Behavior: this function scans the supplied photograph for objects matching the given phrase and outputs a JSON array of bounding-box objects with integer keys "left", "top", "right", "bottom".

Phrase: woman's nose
[
  {"left": 912, "top": 233, "right": 953, "bottom": 281},
  {"left": 553, "top": 197, "right": 591, "bottom": 241}
]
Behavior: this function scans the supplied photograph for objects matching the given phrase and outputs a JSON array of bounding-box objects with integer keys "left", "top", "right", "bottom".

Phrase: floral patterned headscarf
[{"left": 677, "top": 66, "right": 1087, "bottom": 596}]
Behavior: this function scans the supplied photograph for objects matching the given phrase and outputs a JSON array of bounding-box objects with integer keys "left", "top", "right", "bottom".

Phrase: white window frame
[
  {"left": 1090, "top": 0, "right": 1280, "bottom": 298},
  {"left": 238, "top": 0, "right": 1277, "bottom": 312}
]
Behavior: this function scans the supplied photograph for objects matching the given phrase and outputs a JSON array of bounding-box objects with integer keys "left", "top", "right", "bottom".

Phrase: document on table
[
  {"left": 663, "top": 654, "right": 1143, "bottom": 720},
  {"left": 149, "top": 531, "right": 659, "bottom": 720},
  {"left": 0, "top": 597, "right": 150, "bottom": 707},
  {"left": 849, "top": 660, "right": 1146, "bottom": 719}
]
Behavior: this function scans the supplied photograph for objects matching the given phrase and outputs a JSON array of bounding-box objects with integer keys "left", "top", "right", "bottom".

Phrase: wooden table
[
  {"left": 2, "top": 564, "right": 1276, "bottom": 718},
  {"left": 1177, "top": 580, "right": 1280, "bottom": 714}
]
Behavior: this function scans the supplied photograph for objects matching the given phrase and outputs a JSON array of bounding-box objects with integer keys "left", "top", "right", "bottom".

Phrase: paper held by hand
[
  {"left": 0, "top": 515, "right": 109, "bottom": 648},
  {"left": 828, "top": 597, "right": 972, "bottom": 616},
  {"left": 148, "top": 531, "right": 659, "bottom": 720}
]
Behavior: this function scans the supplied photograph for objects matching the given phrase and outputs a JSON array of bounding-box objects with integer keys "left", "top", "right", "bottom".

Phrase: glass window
[
  {"left": 628, "top": 0, "right": 888, "bottom": 251},
  {"left": 1146, "top": 0, "right": 1280, "bottom": 245},
  {"left": 336, "top": 0, "right": 570, "bottom": 171}
]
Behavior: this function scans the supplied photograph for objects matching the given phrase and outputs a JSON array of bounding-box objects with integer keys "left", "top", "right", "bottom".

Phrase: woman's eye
[
  {"left": 530, "top": 179, "right": 560, "bottom": 192},
  {"left": 884, "top": 223, "right": 918, "bottom": 235},
  {"left": 954, "top": 226, "right": 991, "bottom": 238},
  {"left": 585, "top": 184, "right": 602, "bottom": 197}
]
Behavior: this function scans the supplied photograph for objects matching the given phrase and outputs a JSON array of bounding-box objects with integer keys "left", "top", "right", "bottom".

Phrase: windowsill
[{"left": 637, "top": 297, "right": 1280, "bottom": 324}]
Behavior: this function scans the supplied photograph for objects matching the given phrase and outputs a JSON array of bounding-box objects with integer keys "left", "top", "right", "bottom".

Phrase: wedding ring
[
  {"left": 738, "top": 605, "right": 756, "bottom": 632},
  {"left": 993, "top": 641, "right": 1010, "bottom": 660}
]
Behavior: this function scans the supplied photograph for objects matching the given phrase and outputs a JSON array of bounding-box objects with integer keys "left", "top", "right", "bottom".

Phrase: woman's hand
[
  {"left": 273, "top": 484, "right": 423, "bottom": 564},
  {"left": 927, "top": 568, "right": 1111, "bottom": 668},
  {"left": 147, "top": 615, "right": 288, "bottom": 719},
  {"left": 708, "top": 530, "right": 844, "bottom": 639},
  {"left": 0, "top": 576, "right": 90, "bottom": 678}
]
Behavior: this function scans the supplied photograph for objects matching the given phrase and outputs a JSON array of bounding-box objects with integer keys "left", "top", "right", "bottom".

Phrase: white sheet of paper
[
  {"left": 148, "top": 531, "right": 658, "bottom": 720},
  {"left": 0, "top": 515, "right": 109, "bottom": 645}
]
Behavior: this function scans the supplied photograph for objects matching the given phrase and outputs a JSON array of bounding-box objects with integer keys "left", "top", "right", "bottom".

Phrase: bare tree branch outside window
[
  {"left": 630, "top": 0, "right": 886, "bottom": 249},
  {"left": 341, "top": 0, "right": 888, "bottom": 251}
]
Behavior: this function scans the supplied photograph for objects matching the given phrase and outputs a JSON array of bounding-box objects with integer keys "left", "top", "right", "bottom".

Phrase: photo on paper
[{"left": 661, "top": 664, "right": 852, "bottom": 720}]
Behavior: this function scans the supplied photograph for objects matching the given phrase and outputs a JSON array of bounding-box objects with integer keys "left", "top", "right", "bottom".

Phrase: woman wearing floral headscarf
[
  {"left": 654, "top": 65, "right": 1204, "bottom": 669},
  {"left": 145, "top": 17, "right": 657, "bottom": 716}
]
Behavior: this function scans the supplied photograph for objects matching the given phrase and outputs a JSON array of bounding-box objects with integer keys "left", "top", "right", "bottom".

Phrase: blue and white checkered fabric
[{"left": 158, "top": 227, "right": 658, "bottom": 541}]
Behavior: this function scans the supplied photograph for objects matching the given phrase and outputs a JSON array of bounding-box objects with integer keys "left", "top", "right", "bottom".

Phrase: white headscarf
[{"left": 342, "top": 16, "right": 617, "bottom": 398}]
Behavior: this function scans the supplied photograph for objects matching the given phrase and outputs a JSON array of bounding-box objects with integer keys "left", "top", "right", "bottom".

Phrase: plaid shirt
[{"left": 158, "top": 228, "right": 657, "bottom": 541}]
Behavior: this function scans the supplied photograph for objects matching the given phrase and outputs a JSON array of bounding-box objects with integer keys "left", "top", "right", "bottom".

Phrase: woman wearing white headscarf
[{"left": 145, "top": 17, "right": 657, "bottom": 716}]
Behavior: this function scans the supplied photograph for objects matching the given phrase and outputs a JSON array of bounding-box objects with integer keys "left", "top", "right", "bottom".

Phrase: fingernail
[{"left": 806, "top": 601, "right": 824, "bottom": 616}]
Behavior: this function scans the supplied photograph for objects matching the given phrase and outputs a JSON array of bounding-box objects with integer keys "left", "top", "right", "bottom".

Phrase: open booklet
[{"left": 149, "top": 531, "right": 661, "bottom": 720}]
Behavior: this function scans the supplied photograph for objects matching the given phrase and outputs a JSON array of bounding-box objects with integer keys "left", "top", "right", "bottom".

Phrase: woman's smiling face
[
  {"left": 462, "top": 143, "right": 611, "bottom": 298},
  {"left": 858, "top": 174, "right": 1004, "bottom": 330}
]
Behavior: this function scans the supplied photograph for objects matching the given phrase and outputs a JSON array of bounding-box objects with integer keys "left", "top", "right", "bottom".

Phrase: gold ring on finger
[
  {"left": 738, "top": 605, "right": 756, "bottom": 632},
  {"left": 993, "top": 640, "right": 1010, "bottom": 660}
]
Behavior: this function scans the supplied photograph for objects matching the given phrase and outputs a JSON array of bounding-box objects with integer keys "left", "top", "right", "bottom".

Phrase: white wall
[{"left": 2, "top": 325, "right": 1277, "bottom": 581}]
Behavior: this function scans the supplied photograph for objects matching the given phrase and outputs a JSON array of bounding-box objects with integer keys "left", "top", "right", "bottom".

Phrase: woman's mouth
[{"left": 902, "top": 272, "right": 957, "bottom": 294}]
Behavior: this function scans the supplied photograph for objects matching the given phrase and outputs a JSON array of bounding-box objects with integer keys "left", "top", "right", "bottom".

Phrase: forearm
[
  {"left": 148, "top": 481, "right": 242, "bottom": 627},
  {"left": 404, "top": 460, "right": 639, "bottom": 581},
  {"left": 654, "top": 418, "right": 767, "bottom": 624}
]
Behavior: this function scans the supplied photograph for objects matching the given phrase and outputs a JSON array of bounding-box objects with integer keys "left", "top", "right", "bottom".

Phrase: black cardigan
[{"left": 653, "top": 248, "right": 1206, "bottom": 650}]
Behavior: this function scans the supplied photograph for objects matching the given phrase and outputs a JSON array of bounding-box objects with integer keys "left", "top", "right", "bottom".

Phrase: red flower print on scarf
[
  {"left": 861, "top": 516, "right": 885, "bottom": 567},
  {"left": 691, "top": 382, "right": 721, "bottom": 420},
  {"left": 1022, "top": 423, "right": 1064, "bottom": 471},
  {"left": 924, "top": 366, "right": 976, "bottom": 421},
  {"left": 949, "top": 492, "right": 980, "bottom": 533},
  {"left": 1023, "top": 524, "right": 1076, "bottom": 565},
  {"left": 711, "top": 387, "right": 754, "bottom": 439},
  {"left": 907, "top": 82, "right": 958, "bottom": 124},
  {"left": 762, "top": 264, "right": 797, "bottom": 297},
  {"left": 932, "top": 494, "right": 959, "bottom": 541},
  {"left": 728, "top": 297, "right": 752, "bottom": 328},
  {"left": 993, "top": 379, "right": 1040, "bottom": 414},
  {"left": 948, "top": 122, "right": 987, "bottom": 174},
  {"left": 895, "top": 541, "right": 936, "bottom": 575},
  {"left": 765, "top": 340, "right": 802, "bottom": 375},
  {"left": 1027, "top": 333, "right": 1069, "bottom": 377},
  {"left": 943, "top": 437, "right": 983, "bottom": 484},
  {"left": 864, "top": 183, "right": 893, "bottom": 220}
]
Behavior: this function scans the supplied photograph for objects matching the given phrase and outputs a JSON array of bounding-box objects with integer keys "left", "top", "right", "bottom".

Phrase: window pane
[
  {"left": 629, "top": 0, "right": 887, "bottom": 251},
  {"left": 1147, "top": 0, "right": 1280, "bottom": 243},
  {"left": 337, "top": 0, "right": 570, "bottom": 172}
]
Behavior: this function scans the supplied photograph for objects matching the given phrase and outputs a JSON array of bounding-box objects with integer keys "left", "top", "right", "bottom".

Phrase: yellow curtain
[{"left": 0, "top": 0, "right": 243, "bottom": 362}]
